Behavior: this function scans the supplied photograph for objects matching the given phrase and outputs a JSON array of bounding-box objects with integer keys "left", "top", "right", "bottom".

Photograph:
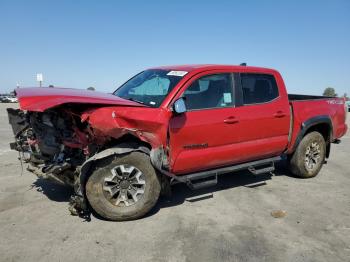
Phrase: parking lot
[{"left": 0, "top": 102, "right": 349, "bottom": 262}]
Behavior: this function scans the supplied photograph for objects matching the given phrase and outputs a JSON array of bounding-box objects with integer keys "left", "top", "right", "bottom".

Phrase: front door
[{"left": 169, "top": 73, "right": 241, "bottom": 174}]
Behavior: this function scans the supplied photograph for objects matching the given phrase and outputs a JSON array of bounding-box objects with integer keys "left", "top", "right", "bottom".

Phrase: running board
[
  {"left": 187, "top": 174, "right": 218, "bottom": 190},
  {"left": 248, "top": 163, "right": 275, "bottom": 175},
  {"left": 172, "top": 156, "right": 281, "bottom": 190}
]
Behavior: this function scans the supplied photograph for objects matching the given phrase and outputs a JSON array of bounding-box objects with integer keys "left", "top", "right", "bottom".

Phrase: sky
[{"left": 0, "top": 0, "right": 349, "bottom": 95}]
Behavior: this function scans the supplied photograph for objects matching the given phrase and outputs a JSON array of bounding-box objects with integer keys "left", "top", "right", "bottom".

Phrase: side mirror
[{"left": 173, "top": 97, "right": 187, "bottom": 114}]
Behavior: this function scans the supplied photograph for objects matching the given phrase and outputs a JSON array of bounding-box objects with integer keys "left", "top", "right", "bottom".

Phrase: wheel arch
[
  {"left": 292, "top": 115, "right": 333, "bottom": 158},
  {"left": 79, "top": 131, "right": 169, "bottom": 194},
  {"left": 79, "top": 142, "right": 150, "bottom": 191}
]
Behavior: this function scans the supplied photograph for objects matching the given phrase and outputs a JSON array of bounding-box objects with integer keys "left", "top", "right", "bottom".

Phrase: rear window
[{"left": 241, "top": 74, "right": 279, "bottom": 104}]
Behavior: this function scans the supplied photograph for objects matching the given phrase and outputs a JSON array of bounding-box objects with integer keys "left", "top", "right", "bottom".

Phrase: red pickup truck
[{"left": 7, "top": 65, "right": 348, "bottom": 221}]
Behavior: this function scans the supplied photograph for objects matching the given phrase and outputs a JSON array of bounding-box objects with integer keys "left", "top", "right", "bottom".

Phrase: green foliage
[{"left": 322, "top": 87, "right": 337, "bottom": 97}]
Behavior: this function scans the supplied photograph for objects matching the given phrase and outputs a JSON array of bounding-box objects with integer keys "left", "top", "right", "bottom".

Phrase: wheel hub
[
  {"left": 102, "top": 164, "right": 146, "bottom": 207},
  {"left": 304, "top": 142, "right": 321, "bottom": 171},
  {"left": 120, "top": 180, "right": 130, "bottom": 189}
]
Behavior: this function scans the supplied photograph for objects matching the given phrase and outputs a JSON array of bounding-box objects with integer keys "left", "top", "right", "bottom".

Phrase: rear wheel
[
  {"left": 289, "top": 131, "right": 326, "bottom": 178},
  {"left": 86, "top": 152, "right": 161, "bottom": 221}
]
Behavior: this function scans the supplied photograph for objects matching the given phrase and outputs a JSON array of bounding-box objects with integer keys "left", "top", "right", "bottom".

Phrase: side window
[
  {"left": 241, "top": 74, "right": 279, "bottom": 104},
  {"left": 183, "top": 74, "right": 234, "bottom": 110}
]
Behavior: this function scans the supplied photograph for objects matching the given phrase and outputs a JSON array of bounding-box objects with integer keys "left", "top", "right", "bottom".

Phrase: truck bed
[
  {"left": 287, "top": 95, "right": 347, "bottom": 153},
  {"left": 288, "top": 94, "right": 334, "bottom": 101}
]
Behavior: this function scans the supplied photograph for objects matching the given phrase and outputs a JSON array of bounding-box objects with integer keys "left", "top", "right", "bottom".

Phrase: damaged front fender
[{"left": 80, "top": 106, "right": 169, "bottom": 149}]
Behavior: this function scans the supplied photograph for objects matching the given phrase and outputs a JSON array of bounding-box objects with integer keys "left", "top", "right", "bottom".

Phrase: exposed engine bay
[
  {"left": 7, "top": 103, "right": 169, "bottom": 218},
  {"left": 7, "top": 107, "right": 102, "bottom": 187}
]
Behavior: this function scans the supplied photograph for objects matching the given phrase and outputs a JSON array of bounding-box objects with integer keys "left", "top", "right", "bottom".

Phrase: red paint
[
  {"left": 80, "top": 106, "right": 169, "bottom": 148},
  {"left": 15, "top": 87, "right": 143, "bottom": 112},
  {"left": 15, "top": 65, "right": 348, "bottom": 175},
  {"left": 287, "top": 98, "right": 348, "bottom": 153}
]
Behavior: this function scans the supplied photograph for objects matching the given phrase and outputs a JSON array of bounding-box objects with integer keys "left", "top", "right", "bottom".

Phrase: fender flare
[
  {"left": 292, "top": 115, "right": 333, "bottom": 157},
  {"left": 79, "top": 143, "right": 150, "bottom": 192}
]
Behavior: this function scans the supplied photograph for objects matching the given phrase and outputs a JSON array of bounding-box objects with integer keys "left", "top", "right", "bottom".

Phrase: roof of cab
[{"left": 150, "top": 64, "right": 278, "bottom": 74}]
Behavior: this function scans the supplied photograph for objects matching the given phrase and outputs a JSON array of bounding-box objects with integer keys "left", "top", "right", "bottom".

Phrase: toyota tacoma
[{"left": 7, "top": 65, "right": 348, "bottom": 221}]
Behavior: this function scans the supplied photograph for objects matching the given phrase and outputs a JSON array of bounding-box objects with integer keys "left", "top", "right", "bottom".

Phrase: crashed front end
[
  {"left": 7, "top": 108, "right": 92, "bottom": 187},
  {"left": 7, "top": 106, "right": 96, "bottom": 215},
  {"left": 7, "top": 88, "right": 168, "bottom": 217}
]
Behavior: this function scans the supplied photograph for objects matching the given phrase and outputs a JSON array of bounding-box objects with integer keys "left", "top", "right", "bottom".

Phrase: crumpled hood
[{"left": 15, "top": 87, "right": 144, "bottom": 112}]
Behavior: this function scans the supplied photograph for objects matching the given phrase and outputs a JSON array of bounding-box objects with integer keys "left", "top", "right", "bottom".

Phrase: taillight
[{"left": 344, "top": 97, "right": 348, "bottom": 122}]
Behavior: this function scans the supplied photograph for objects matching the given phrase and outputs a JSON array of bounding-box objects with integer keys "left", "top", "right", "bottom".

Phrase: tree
[
  {"left": 322, "top": 87, "right": 337, "bottom": 97},
  {"left": 87, "top": 87, "right": 95, "bottom": 91}
]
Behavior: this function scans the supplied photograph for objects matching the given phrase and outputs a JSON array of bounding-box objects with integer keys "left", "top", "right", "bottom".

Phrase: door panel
[
  {"left": 169, "top": 108, "right": 241, "bottom": 174},
  {"left": 169, "top": 72, "right": 291, "bottom": 175},
  {"left": 228, "top": 100, "right": 290, "bottom": 161},
  {"left": 234, "top": 73, "right": 291, "bottom": 160},
  {"left": 169, "top": 100, "right": 290, "bottom": 174},
  {"left": 169, "top": 73, "right": 238, "bottom": 174}
]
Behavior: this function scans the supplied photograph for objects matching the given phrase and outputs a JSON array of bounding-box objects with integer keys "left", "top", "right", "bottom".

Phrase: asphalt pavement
[{"left": 0, "top": 103, "right": 349, "bottom": 262}]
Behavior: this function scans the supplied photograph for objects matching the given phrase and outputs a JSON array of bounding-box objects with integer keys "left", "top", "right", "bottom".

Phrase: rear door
[{"left": 230, "top": 73, "right": 291, "bottom": 161}]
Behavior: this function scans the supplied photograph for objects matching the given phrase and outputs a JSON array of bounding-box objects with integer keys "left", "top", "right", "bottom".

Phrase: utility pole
[{"left": 36, "top": 73, "right": 43, "bottom": 87}]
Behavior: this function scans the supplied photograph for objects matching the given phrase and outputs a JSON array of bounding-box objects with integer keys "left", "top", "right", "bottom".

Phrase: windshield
[{"left": 113, "top": 69, "right": 186, "bottom": 107}]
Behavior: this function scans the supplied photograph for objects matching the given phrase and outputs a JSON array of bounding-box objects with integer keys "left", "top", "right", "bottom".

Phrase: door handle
[
  {"left": 274, "top": 111, "right": 286, "bottom": 118},
  {"left": 224, "top": 116, "right": 239, "bottom": 124}
]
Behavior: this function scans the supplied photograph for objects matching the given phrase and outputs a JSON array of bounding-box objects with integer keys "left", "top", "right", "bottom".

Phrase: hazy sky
[{"left": 0, "top": 0, "right": 349, "bottom": 95}]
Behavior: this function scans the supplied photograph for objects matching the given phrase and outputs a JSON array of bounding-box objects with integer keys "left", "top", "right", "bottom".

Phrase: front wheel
[
  {"left": 86, "top": 152, "right": 161, "bottom": 221},
  {"left": 288, "top": 131, "right": 326, "bottom": 178}
]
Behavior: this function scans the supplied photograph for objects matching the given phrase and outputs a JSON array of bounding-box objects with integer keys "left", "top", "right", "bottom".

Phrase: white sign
[
  {"left": 36, "top": 73, "right": 43, "bottom": 82},
  {"left": 223, "top": 93, "right": 232, "bottom": 103},
  {"left": 167, "top": 71, "right": 188, "bottom": 77}
]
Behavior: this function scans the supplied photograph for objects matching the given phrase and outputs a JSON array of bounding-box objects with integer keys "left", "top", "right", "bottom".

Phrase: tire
[
  {"left": 288, "top": 131, "right": 326, "bottom": 178},
  {"left": 86, "top": 152, "right": 161, "bottom": 221}
]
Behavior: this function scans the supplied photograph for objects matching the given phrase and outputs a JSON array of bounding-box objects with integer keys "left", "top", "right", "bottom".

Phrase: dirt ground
[{"left": 0, "top": 103, "right": 349, "bottom": 262}]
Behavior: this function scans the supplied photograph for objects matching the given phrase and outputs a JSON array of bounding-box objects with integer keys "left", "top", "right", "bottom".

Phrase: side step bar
[
  {"left": 189, "top": 174, "right": 218, "bottom": 190},
  {"left": 170, "top": 156, "right": 281, "bottom": 190},
  {"left": 248, "top": 163, "right": 275, "bottom": 175}
]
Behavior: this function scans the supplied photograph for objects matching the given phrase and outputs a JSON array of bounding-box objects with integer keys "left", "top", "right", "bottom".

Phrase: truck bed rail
[{"left": 288, "top": 94, "right": 334, "bottom": 101}]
